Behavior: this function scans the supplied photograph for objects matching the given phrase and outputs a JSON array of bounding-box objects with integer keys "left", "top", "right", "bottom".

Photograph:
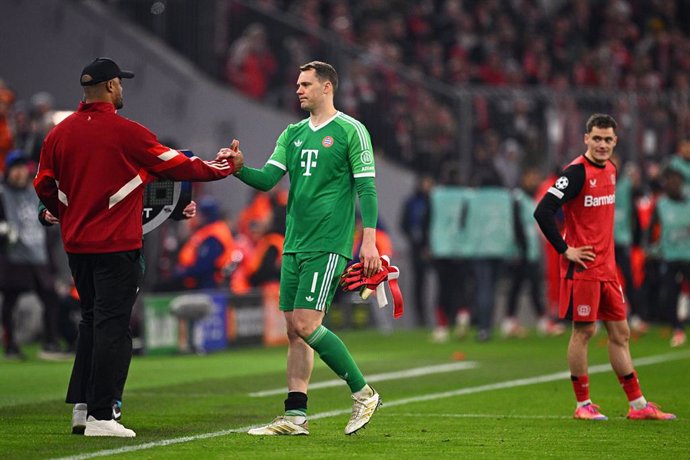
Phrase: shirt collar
[{"left": 77, "top": 101, "right": 117, "bottom": 113}]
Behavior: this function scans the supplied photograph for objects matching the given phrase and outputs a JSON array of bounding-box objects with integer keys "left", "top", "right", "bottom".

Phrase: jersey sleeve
[
  {"left": 346, "top": 122, "right": 376, "bottom": 178},
  {"left": 533, "top": 164, "right": 585, "bottom": 253},
  {"left": 356, "top": 176, "right": 378, "bottom": 228},
  {"left": 124, "top": 121, "right": 234, "bottom": 181},
  {"left": 235, "top": 128, "right": 288, "bottom": 191},
  {"left": 266, "top": 128, "right": 289, "bottom": 172}
]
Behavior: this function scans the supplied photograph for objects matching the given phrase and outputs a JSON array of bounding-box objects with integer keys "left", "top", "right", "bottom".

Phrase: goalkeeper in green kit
[{"left": 220, "top": 61, "right": 382, "bottom": 435}]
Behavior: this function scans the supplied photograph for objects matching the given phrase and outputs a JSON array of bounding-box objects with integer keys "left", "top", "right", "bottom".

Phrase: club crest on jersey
[
  {"left": 577, "top": 304, "right": 591, "bottom": 317},
  {"left": 610, "top": 174, "right": 616, "bottom": 184},
  {"left": 360, "top": 150, "right": 373, "bottom": 165},
  {"left": 322, "top": 136, "right": 334, "bottom": 147},
  {"left": 555, "top": 176, "right": 569, "bottom": 190}
]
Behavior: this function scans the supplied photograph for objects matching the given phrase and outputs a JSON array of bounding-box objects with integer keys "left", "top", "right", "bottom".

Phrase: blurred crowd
[
  {"left": 228, "top": 0, "right": 690, "bottom": 95},
  {"left": 223, "top": 0, "right": 690, "bottom": 179}
]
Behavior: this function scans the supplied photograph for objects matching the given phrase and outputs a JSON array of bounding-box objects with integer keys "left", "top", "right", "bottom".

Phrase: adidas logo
[
  {"left": 306, "top": 296, "right": 314, "bottom": 302},
  {"left": 294, "top": 140, "right": 303, "bottom": 147}
]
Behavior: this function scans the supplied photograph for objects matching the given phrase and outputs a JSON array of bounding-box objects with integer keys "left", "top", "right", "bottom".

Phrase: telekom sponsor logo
[{"left": 584, "top": 194, "right": 615, "bottom": 207}]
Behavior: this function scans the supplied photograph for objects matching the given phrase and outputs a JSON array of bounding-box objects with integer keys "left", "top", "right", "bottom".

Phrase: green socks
[{"left": 306, "top": 325, "right": 366, "bottom": 393}]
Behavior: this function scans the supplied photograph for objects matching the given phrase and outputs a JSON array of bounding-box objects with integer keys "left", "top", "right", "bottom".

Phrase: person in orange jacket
[
  {"left": 246, "top": 216, "right": 284, "bottom": 288},
  {"left": 175, "top": 196, "right": 234, "bottom": 289}
]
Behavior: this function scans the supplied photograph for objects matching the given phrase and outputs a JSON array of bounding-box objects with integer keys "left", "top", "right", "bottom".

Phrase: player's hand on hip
[{"left": 564, "top": 245, "right": 595, "bottom": 269}]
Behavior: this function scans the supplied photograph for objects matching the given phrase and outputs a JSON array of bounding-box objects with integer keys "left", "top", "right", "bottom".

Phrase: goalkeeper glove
[{"left": 339, "top": 255, "right": 404, "bottom": 318}]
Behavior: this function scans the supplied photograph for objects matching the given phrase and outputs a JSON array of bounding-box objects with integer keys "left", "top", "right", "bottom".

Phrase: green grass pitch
[{"left": 1, "top": 327, "right": 688, "bottom": 459}]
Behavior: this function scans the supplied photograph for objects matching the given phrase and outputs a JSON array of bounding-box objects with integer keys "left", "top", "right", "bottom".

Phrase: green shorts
[{"left": 280, "top": 252, "right": 348, "bottom": 313}]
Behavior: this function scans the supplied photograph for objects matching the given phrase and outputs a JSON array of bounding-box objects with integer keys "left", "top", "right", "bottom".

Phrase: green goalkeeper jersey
[{"left": 250, "top": 111, "right": 377, "bottom": 259}]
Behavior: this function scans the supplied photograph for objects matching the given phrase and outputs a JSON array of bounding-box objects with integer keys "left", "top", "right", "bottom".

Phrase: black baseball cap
[{"left": 80, "top": 57, "right": 134, "bottom": 86}]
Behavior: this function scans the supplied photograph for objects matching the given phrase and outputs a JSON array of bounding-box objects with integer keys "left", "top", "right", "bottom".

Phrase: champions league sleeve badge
[{"left": 555, "top": 176, "right": 569, "bottom": 190}]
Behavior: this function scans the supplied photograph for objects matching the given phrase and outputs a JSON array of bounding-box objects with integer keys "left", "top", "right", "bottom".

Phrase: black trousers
[
  {"left": 66, "top": 250, "right": 142, "bottom": 420},
  {"left": 1, "top": 263, "right": 60, "bottom": 349},
  {"left": 506, "top": 260, "right": 546, "bottom": 318},
  {"left": 435, "top": 259, "right": 472, "bottom": 326},
  {"left": 408, "top": 243, "right": 430, "bottom": 327}
]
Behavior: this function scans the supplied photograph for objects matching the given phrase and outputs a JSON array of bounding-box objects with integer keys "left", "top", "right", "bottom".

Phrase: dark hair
[
  {"left": 299, "top": 61, "right": 338, "bottom": 92},
  {"left": 663, "top": 165, "right": 685, "bottom": 181},
  {"left": 585, "top": 113, "right": 617, "bottom": 133}
]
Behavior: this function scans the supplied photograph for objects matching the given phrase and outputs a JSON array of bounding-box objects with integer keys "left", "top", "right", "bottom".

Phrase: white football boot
[
  {"left": 247, "top": 416, "right": 309, "bottom": 435},
  {"left": 345, "top": 386, "right": 381, "bottom": 435}
]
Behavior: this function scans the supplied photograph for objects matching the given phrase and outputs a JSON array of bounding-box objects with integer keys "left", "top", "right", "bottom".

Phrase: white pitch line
[
  {"left": 249, "top": 361, "right": 479, "bottom": 397},
  {"left": 381, "top": 350, "right": 690, "bottom": 408},
  {"left": 393, "top": 412, "right": 571, "bottom": 420},
  {"left": 52, "top": 350, "right": 690, "bottom": 460}
]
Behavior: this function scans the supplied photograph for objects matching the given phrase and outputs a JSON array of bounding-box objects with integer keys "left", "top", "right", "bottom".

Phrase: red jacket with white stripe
[{"left": 34, "top": 102, "right": 234, "bottom": 254}]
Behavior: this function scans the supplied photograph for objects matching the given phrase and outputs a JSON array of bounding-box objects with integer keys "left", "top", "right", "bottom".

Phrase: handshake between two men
[{"left": 216, "top": 139, "right": 245, "bottom": 173}]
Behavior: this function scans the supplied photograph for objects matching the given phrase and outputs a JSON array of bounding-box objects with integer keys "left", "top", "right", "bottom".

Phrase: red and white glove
[{"left": 340, "top": 255, "right": 404, "bottom": 318}]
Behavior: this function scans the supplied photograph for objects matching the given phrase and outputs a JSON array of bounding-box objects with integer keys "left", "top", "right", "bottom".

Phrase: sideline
[
  {"left": 249, "top": 361, "right": 479, "bottom": 397},
  {"left": 54, "top": 350, "right": 690, "bottom": 460},
  {"left": 392, "top": 412, "right": 571, "bottom": 419}
]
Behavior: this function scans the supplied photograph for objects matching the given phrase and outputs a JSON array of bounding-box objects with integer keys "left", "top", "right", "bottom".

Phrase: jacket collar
[{"left": 77, "top": 101, "right": 117, "bottom": 113}]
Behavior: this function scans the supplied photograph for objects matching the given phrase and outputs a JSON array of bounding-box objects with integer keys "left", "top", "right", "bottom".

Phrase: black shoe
[
  {"left": 476, "top": 329, "right": 491, "bottom": 342},
  {"left": 4, "top": 345, "right": 26, "bottom": 361}
]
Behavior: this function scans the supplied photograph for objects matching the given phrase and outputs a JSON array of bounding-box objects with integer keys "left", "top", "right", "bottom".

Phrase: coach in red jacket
[{"left": 34, "top": 57, "right": 243, "bottom": 437}]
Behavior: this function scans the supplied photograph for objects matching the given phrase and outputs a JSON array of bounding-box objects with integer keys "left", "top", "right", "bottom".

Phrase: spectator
[
  {"left": 612, "top": 155, "right": 647, "bottom": 333},
  {"left": 502, "top": 168, "right": 564, "bottom": 338},
  {"left": 246, "top": 215, "right": 284, "bottom": 289},
  {"left": 647, "top": 167, "right": 690, "bottom": 347},
  {"left": 430, "top": 166, "right": 472, "bottom": 342},
  {"left": 26, "top": 92, "right": 56, "bottom": 162},
  {"left": 399, "top": 174, "right": 433, "bottom": 327},
  {"left": 668, "top": 139, "right": 690, "bottom": 193},
  {"left": 0, "top": 150, "right": 64, "bottom": 360},
  {"left": 0, "top": 81, "right": 15, "bottom": 172},
  {"left": 175, "top": 196, "right": 235, "bottom": 290},
  {"left": 225, "top": 23, "right": 278, "bottom": 101}
]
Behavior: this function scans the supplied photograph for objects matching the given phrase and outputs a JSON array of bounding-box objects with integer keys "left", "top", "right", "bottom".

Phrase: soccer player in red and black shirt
[{"left": 534, "top": 113, "right": 676, "bottom": 421}]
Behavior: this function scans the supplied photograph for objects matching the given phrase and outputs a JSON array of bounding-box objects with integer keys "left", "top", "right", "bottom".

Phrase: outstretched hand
[
  {"left": 216, "top": 139, "right": 244, "bottom": 173},
  {"left": 564, "top": 245, "right": 595, "bottom": 269}
]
